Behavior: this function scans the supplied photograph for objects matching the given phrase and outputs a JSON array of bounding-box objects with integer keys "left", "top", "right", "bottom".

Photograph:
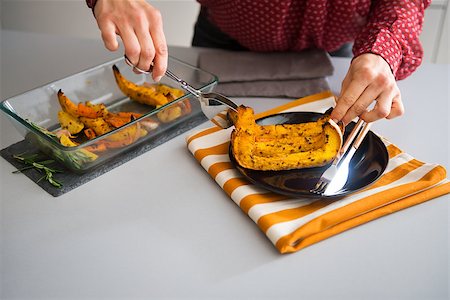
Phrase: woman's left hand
[{"left": 330, "top": 53, "right": 404, "bottom": 125}]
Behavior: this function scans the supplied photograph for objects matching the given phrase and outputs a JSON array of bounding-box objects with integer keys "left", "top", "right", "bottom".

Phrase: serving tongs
[
  {"left": 310, "top": 118, "right": 372, "bottom": 196},
  {"left": 124, "top": 56, "right": 238, "bottom": 129}
]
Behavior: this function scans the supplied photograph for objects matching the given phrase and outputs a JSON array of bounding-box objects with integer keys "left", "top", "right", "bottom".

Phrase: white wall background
[
  {"left": 0, "top": 0, "right": 448, "bottom": 63},
  {"left": 420, "top": 0, "right": 449, "bottom": 63},
  {"left": 0, "top": 0, "right": 201, "bottom": 47}
]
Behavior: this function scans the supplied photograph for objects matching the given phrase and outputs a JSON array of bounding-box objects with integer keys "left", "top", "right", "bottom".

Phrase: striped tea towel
[{"left": 186, "top": 91, "right": 450, "bottom": 254}]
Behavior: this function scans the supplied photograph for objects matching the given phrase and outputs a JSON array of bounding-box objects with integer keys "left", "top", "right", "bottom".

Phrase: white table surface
[{"left": 1, "top": 29, "right": 449, "bottom": 300}]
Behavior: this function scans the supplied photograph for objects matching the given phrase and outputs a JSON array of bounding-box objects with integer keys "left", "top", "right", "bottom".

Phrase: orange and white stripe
[{"left": 186, "top": 91, "right": 450, "bottom": 254}]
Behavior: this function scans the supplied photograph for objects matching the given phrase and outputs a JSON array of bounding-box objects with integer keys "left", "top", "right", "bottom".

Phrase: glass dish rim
[{"left": 0, "top": 56, "right": 218, "bottom": 150}]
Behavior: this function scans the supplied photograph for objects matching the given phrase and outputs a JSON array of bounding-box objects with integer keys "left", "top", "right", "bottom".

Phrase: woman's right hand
[{"left": 93, "top": 0, "right": 168, "bottom": 82}]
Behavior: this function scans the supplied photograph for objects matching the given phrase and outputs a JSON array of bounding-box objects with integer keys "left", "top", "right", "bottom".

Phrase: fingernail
[{"left": 154, "top": 76, "right": 162, "bottom": 82}]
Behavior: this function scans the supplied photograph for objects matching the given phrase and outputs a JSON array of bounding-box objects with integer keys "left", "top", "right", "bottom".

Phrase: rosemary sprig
[
  {"left": 28, "top": 121, "right": 58, "bottom": 140},
  {"left": 12, "top": 153, "right": 63, "bottom": 188}
]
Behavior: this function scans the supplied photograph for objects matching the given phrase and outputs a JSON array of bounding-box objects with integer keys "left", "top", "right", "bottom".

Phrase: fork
[
  {"left": 124, "top": 56, "right": 238, "bottom": 129},
  {"left": 310, "top": 118, "right": 372, "bottom": 196}
]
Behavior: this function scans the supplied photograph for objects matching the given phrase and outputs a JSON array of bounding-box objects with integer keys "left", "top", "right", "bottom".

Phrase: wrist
[
  {"left": 353, "top": 53, "right": 392, "bottom": 73},
  {"left": 353, "top": 30, "right": 402, "bottom": 78}
]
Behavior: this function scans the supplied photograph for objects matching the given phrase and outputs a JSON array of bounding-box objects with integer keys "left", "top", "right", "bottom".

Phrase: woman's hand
[
  {"left": 93, "top": 0, "right": 168, "bottom": 81},
  {"left": 330, "top": 53, "right": 404, "bottom": 125}
]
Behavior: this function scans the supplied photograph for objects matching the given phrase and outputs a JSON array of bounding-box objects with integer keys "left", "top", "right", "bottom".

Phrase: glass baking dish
[{"left": 0, "top": 56, "right": 218, "bottom": 173}]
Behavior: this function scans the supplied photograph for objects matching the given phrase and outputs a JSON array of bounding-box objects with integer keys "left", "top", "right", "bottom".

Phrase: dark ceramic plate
[{"left": 229, "top": 112, "right": 389, "bottom": 198}]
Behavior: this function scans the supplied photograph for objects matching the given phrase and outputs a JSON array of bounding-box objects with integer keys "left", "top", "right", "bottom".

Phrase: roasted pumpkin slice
[
  {"left": 156, "top": 105, "right": 182, "bottom": 123},
  {"left": 230, "top": 106, "right": 343, "bottom": 171},
  {"left": 59, "top": 134, "right": 98, "bottom": 160},
  {"left": 106, "top": 123, "right": 147, "bottom": 143},
  {"left": 85, "top": 101, "right": 108, "bottom": 118},
  {"left": 104, "top": 112, "right": 143, "bottom": 128},
  {"left": 57, "top": 90, "right": 106, "bottom": 119},
  {"left": 78, "top": 116, "right": 112, "bottom": 136},
  {"left": 57, "top": 110, "right": 84, "bottom": 134},
  {"left": 112, "top": 65, "right": 169, "bottom": 106},
  {"left": 153, "top": 83, "right": 184, "bottom": 100}
]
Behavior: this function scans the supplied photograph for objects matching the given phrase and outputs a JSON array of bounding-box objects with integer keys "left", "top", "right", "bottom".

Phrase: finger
[
  {"left": 360, "top": 90, "right": 393, "bottom": 122},
  {"left": 119, "top": 25, "right": 141, "bottom": 67},
  {"left": 340, "top": 84, "right": 382, "bottom": 125},
  {"left": 134, "top": 17, "right": 155, "bottom": 72},
  {"left": 98, "top": 20, "right": 119, "bottom": 51},
  {"left": 135, "top": 29, "right": 155, "bottom": 73},
  {"left": 386, "top": 94, "right": 404, "bottom": 119},
  {"left": 340, "top": 73, "right": 352, "bottom": 96},
  {"left": 335, "top": 73, "right": 351, "bottom": 106},
  {"left": 148, "top": 10, "right": 168, "bottom": 82},
  {"left": 331, "top": 78, "right": 368, "bottom": 123}
]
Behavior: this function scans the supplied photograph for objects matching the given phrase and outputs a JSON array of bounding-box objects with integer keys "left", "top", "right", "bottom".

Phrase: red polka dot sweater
[
  {"left": 198, "top": 0, "right": 431, "bottom": 80},
  {"left": 86, "top": 0, "right": 430, "bottom": 80}
]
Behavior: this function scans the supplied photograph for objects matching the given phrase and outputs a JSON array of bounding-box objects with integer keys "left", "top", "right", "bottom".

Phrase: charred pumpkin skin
[{"left": 231, "top": 106, "right": 343, "bottom": 171}]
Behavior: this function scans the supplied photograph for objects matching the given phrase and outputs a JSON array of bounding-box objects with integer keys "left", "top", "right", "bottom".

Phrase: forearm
[{"left": 353, "top": 0, "right": 431, "bottom": 80}]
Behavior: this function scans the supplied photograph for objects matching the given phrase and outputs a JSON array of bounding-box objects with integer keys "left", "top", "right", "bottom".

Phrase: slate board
[{"left": 1, "top": 113, "right": 207, "bottom": 197}]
